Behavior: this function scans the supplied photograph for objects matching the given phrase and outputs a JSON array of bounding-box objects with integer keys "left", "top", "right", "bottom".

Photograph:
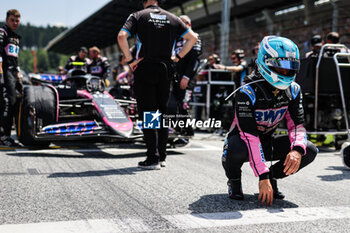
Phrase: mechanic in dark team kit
[
  {"left": 0, "top": 9, "right": 22, "bottom": 147},
  {"left": 214, "top": 49, "right": 249, "bottom": 88},
  {"left": 172, "top": 15, "right": 202, "bottom": 136},
  {"left": 118, "top": 0, "right": 198, "bottom": 169},
  {"left": 64, "top": 47, "right": 90, "bottom": 73},
  {"left": 222, "top": 36, "right": 318, "bottom": 205},
  {"left": 87, "top": 46, "right": 111, "bottom": 86}
]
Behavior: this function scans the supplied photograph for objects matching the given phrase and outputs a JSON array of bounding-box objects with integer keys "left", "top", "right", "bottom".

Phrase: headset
[
  {"left": 211, "top": 54, "right": 221, "bottom": 64},
  {"left": 232, "top": 49, "right": 245, "bottom": 61}
]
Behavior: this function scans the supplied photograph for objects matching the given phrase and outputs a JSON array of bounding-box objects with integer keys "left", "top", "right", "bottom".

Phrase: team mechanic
[
  {"left": 118, "top": 0, "right": 198, "bottom": 169},
  {"left": 172, "top": 15, "right": 202, "bottom": 136},
  {"left": 0, "top": 9, "right": 22, "bottom": 147},
  {"left": 64, "top": 47, "right": 90, "bottom": 73},
  {"left": 214, "top": 49, "right": 249, "bottom": 88},
  {"left": 222, "top": 36, "right": 318, "bottom": 205},
  {"left": 87, "top": 46, "right": 111, "bottom": 86}
]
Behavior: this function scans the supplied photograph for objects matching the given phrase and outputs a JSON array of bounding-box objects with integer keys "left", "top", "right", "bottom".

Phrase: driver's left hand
[{"left": 283, "top": 150, "right": 302, "bottom": 175}]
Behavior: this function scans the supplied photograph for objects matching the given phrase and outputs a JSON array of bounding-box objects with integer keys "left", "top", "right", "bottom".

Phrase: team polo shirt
[{"left": 121, "top": 5, "right": 189, "bottom": 60}]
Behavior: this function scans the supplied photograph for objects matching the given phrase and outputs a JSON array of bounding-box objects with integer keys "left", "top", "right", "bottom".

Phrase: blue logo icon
[{"left": 143, "top": 110, "right": 161, "bottom": 129}]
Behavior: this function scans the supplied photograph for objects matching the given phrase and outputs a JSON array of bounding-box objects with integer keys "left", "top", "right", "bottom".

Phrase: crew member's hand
[
  {"left": 16, "top": 81, "right": 23, "bottom": 92},
  {"left": 258, "top": 179, "right": 273, "bottom": 206},
  {"left": 180, "top": 77, "right": 189, "bottom": 90},
  {"left": 283, "top": 150, "right": 302, "bottom": 176},
  {"left": 172, "top": 56, "right": 180, "bottom": 63},
  {"left": 129, "top": 57, "right": 144, "bottom": 72},
  {"left": 213, "top": 64, "right": 225, "bottom": 69},
  {"left": 182, "top": 102, "right": 189, "bottom": 110}
]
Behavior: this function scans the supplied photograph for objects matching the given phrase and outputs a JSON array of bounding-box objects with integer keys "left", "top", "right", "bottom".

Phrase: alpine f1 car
[{"left": 17, "top": 64, "right": 141, "bottom": 147}]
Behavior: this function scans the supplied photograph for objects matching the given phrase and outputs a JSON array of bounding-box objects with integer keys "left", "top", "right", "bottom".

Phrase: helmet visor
[{"left": 265, "top": 57, "right": 300, "bottom": 70}]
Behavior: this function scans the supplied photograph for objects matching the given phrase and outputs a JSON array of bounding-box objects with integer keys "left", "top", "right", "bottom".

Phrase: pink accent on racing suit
[
  {"left": 285, "top": 110, "right": 307, "bottom": 155},
  {"left": 235, "top": 114, "right": 270, "bottom": 176}
]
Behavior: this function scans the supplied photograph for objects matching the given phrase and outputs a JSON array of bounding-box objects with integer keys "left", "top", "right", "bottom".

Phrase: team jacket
[
  {"left": 0, "top": 25, "right": 21, "bottom": 71},
  {"left": 87, "top": 57, "right": 110, "bottom": 78},
  {"left": 230, "top": 72, "right": 307, "bottom": 178}
]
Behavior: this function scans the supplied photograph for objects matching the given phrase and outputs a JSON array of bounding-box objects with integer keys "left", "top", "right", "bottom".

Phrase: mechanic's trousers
[
  {"left": 222, "top": 134, "right": 318, "bottom": 180},
  {"left": 171, "top": 82, "right": 186, "bottom": 113},
  {"left": 0, "top": 69, "right": 22, "bottom": 137},
  {"left": 133, "top": 60, "right": 173, "bottom": 162}
]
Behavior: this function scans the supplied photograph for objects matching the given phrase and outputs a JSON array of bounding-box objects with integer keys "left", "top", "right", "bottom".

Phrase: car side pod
[{"left": 341, "top": 142, "right": 350, "bottom": 169}]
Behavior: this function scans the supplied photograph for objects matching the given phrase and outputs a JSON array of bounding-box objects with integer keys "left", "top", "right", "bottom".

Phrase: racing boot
[
  {"left": 227, "top": 178, "right": 244, "bottom": 200},
  {"left": 270, "top": 178, "right": 285, "bottom": 199}
]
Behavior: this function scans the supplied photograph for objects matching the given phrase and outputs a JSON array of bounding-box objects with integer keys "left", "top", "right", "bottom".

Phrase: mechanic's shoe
[
  {"left": 0, "top": 136, "right": 18, "bottom": 147},
  {"left": 138, "top": 159, "right": 161, "bottom": 170},
  {"left": 160, "top": 160, "right": 166, "bottom": 167},
  {"left": 227, "top": 179, "right": 244, "bottom": 200},
  {"left": 270, "top": 178, "right": 285, "bottom": 199}
]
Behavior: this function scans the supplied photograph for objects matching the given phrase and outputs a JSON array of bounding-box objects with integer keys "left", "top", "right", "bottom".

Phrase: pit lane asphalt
[{"left": 0, "top": 132, "right": 349, "bottom": 233}]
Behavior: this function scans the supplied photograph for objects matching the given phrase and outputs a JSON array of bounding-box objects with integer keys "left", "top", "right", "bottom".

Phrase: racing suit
[
  {"left": 0, "top": 25, "right": 22, "bottom": 137},
  {"left": 222, "top": 71, "right": 317, "bottom": 181},
  {"left": 87, "top": 57, "right": 110, "bottom": 81}
]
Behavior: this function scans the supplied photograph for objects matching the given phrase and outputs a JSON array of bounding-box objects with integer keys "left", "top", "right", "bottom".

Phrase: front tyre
[{"left": 17, "top": 85, "right": 57, "bottom": 147}]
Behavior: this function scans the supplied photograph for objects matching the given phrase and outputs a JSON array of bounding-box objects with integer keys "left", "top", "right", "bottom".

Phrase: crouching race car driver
[{"left": 222, "top": 36, "right": 318, "bottom": 205}]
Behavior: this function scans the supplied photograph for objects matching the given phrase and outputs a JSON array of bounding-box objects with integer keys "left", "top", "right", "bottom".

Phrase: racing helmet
[{"left": 256, "top": 36, "right": 300, "bottom": 90}]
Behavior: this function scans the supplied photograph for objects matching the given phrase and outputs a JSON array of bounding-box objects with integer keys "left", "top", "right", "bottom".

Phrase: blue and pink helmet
[{"left": 256, "top": 36, "right": 300, "bottom": 90}]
